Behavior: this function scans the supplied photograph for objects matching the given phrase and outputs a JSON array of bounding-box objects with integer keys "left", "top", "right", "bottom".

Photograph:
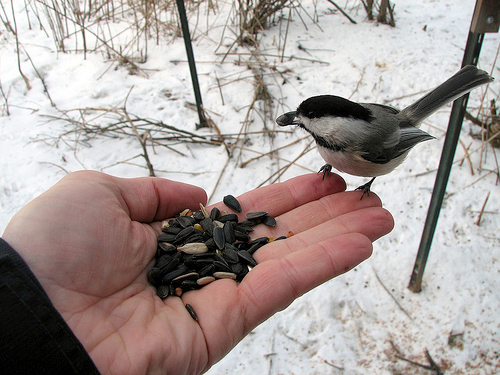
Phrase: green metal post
[
  {"left": 409, "top": 0, "right": 499, "bottom": 292},
  {"left": 176, "top": 0, "right": 208, "bottom": 129},
  {"left": 408, "top": 31, "right": 485, "bottom": 293}
]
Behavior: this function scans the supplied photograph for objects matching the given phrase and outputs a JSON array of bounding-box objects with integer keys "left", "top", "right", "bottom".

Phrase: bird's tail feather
[{"left": 398, "top": 65, "right": 493, "bottom": 126}]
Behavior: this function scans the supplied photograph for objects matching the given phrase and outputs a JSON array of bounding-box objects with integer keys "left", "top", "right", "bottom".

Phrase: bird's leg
[
  {"left": 355, "top": 177, "right": 376, "bottom": 200},
  {"left": 318, "top": 164, "right": 333, "bottom": 180}
]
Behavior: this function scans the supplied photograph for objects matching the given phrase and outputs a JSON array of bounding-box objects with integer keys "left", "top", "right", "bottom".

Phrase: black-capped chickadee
[{"left": 276, "top": 65, "right": 493, "bottom": 198}]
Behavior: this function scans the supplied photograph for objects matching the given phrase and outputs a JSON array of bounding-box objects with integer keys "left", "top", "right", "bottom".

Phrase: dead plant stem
[
  {"left": 10, "top": 0, "right": 31, "bottom": 91},
  {"left": 123, "top": 87, "right": 155, "bottom": 176}
]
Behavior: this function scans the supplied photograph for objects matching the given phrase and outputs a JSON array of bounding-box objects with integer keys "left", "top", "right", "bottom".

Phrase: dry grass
[
  {"left": 2, "top": 0, "right": 318, "bottom": 185},
  {"left": 362, "top": 0, "right": 396, "bottom": 26},
  {"left": 28, "top": 0, "right": 181, "bottom": 63},
  {"left": 3, "top": 0, "right": 498, "bottom": 189}
]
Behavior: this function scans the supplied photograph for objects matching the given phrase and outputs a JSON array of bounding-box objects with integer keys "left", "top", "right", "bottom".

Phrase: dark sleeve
[{"left": 0, "top": 238, "right": 100, "bottom": 375}]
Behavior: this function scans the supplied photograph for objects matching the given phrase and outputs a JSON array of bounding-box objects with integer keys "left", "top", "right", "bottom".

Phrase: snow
[{"left": 1, "top": 0, "right": 499, "bottom": 373}]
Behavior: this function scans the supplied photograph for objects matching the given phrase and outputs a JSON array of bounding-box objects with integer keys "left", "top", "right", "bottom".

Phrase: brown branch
[
  {"left": 395, "top": 350, "right": 443, "bottom": 375},
  {"left": 475, "top": 191, "right": 490, "bottom": 226},
  {"left": 123, "top": 88, "right": 155, "bottom": 176},
  {"left": 325, "top": 0, "right": 357, "bottom": 24},
  {"left": 372, "top": 267, "right": 413, "bottom": 321}
]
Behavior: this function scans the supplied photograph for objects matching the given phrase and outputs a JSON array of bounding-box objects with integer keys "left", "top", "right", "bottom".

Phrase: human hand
[{"left": 2, "top": 171, "right": 393, "bottom": 374}]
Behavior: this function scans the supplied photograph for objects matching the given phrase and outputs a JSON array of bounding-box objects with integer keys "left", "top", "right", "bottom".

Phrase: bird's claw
[
  {"left": 355, "top": 177, "right": 376, "bottom": 200},
  {"left": 318, "top": 164, "right": 333, "bottom": 180}
]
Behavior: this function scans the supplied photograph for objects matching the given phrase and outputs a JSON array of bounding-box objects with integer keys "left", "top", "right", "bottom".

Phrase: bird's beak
[{"left": 276, "top": 111, "right": 297, "bottom": 126}]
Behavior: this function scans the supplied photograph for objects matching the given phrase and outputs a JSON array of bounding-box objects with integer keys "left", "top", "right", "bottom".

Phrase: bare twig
[
  {"left": 424, "top": 350, "right": 444, "bottom": 375},
  {"left": 123, "top": 106, "right": 156, "bottom": 176},
  {"left": 0, "top": 79, "right": 10, "bottom": 116},
  {"left": 207, "top": 156, "right": 231, "bottom": 203},
  {"left": 9, "top": 0, "right": 31, "bottom": 91},
  {"left": 279, "top": 7, "right": 292, "bottom": 63},
  {"left": 392, "top": 345, "right": 443, "bottom": 375},
  {"left": 475, "top": 191, "right": 490, "bottom": 226},
  {"left": 322, "top": 358, "right": 344, "bottom": 371},
  {"left": 325, "top": 0, "right": 357, "bottom": 24},
  {"left": 21, "top": 44, "right": 56, "bottom": 107},
  {"left": 217, "top": 51, "right": 330, "bottom": 64},
  {"left": 239, "top": 136, "right": 308, "bottom": 168},
  {"left": 458, "top": 139, "right": 474, "bottom": 175},
  {"left": 372, "top": 267, "right": 413, "bottom": 321}
]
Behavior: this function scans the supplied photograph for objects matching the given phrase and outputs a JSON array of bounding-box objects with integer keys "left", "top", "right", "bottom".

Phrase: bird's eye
[{"left": 308, "top": 111, "right": 314, "bottom": 117}]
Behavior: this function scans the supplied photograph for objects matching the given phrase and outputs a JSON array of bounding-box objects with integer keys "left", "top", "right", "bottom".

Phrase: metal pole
[
  {"left": 176, "top": 0, "right": 208, "bottom": 129},
  {"left": 409, "top": 0, "right": 499, "bottom": 292},
  {"left": 408, "top": 31, "right": 484, "bottom": 293}
]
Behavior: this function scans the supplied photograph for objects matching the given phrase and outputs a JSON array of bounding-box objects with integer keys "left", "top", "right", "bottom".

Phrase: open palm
[{"left": 2, "top": 171, "right": 393, "bottom": 374}]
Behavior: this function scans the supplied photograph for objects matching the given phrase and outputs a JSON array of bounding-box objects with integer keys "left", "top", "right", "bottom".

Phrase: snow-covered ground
[{"left": 1, "top": 0, "right": 499, "bottom": 373}]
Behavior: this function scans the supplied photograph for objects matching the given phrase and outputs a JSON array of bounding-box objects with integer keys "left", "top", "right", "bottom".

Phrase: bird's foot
[
  {"left": 318, "top": 164, "right": 333, "bottom": 180},
  {"left": 355, "top": 177, "right": 376, "bottom": 200}
]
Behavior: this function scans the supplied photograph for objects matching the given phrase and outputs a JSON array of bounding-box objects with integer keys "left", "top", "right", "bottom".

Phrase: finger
[
  {"left": 250, "top": 190, "right": 385, "bottom": 240},
  {"left": 105, "top": 173, "right": 207, "bottom": 223},
  {"left": 210, "top": 173, "right": 346, "bottom": 219},
  {"left": 255, "top": 206, "right": 394, "bottom": 262},
  {"left": 239, "top": 233, "right": 373, "bottom": 328}
]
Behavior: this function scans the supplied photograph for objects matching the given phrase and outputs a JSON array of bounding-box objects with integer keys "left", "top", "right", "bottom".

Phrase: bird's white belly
[{"left": 317, "top": 146, "right": 408, "bottom": 177}]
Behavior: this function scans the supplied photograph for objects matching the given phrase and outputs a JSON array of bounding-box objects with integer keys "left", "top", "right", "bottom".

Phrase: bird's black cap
[{"left": 297, "top": 95, "right": 374, "bottom": 122}]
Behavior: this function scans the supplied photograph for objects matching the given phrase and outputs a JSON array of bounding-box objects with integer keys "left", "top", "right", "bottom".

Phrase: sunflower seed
[
  {"left": 196, "top": 276, "right": 215, "bottom": 285},
  {"left": 200, "top": 203, "right": 209, "bottom": 218},
  {"left": 236, "top": 224, "right": 254, "bottom": 233},
  {"left": 177, "top": 243, "right": 209, "bottom": 254},
  {"left": 162, "top": 226, "right": 182, "bottom": 235},
  {"left": 212, "top": 220, "right": 224, "bottom": 229},
  {"left": 213, "top": 226, "right": 225, "bottom": 250},
  {"left": 247, "top": 242, "right": 263, "bottom": 255},
  {"left": 157, "top": 242, "right": 176, "bottom": 254},
  {"left": 234, "top": 230, "right": 251, "bottom": 242},
  {"left": 148, "top": 267, "right": 162, "bottom": 285},
  {"left": 204, "top": 237, "right": 216, "bottom": 250},
  {"left": 223, "top": 195, "right": 242, "bottom": 213},
  {"left": 161, "top": 220, "right": 171, "bottom": 230},
  {"left": 152, "top": 195, "right": 289, "bottom": 299},
  {"left": 218, "top": 213, "right": 239, "bottom": 223},
  {"left": 185, "top": 304, "right": 198, "bottom": 321},
  {"left": 238, "top": 250, "right": 258, "bottom": 267},
  {"left": 210, "top": 207, "right": 220, "bottom": 220},
  {"left": 192, "top": 210, "right": 205, "bottom": 221},
  {"left": 180, "top": 279, "right": 199, "bottom": 291},
  {"left": 222, "top": 247, "right": 239, "bottom": 263},
  {"left": 246, "top": 211, "right": 268, "bottom": 221},
  {"left": 172, "top": 272, "right": 199, "bottom": 283},
  {"left": 161, "top": 264, "right": 189, "bottom": 284},
  {"left": 223, "top": 222, "right": 236, "bottom": 244},
  {"left": 176, "top": 215, "right": 196, "bottom": 228},
  {"left": 198, "top": 263, "right": 216, "bottom": 277},
  {"left": 213, "top": 260, "right": 232, "bottom": 273},
  {"left": 250, "top": 236, "right": 270, "bottom": 246},
  {"left": 213, "top": 271, "right": 237, "bottom": 280},
  {"left": 175, "top": 226, "right": 195, "bottom": 242},
  {"left": 262, "top": 215, "right": 276, "bottom": 227},
  {"left": 230, "top": 262, "right": 245, "bottom": 275},
  {"left": 236, "top": 265, "right": 249, "bottom": 280},
  {"left": 183, "top": 233, "right": 204, "bottom": 244},
  {"left": 157, "top": 285, "right": 171, "bottom": 299},
  {"left": 157, "top": 233, "right": 177, "bottom": 243},
  {"left": 199, "top": 217, "right": 214, "bottom": 235}
]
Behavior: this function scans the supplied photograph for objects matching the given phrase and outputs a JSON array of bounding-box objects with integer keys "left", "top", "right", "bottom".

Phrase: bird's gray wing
[{"left": 359, "top": 124, "right": 434, "bottom": 164}]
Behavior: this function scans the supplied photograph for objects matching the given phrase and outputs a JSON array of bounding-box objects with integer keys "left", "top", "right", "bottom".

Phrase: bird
[{"left": 276, "top": 65, "right": 493, "bottom": 198}]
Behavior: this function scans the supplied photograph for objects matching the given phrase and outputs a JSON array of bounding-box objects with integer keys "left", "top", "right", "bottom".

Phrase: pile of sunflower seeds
[{"left": 148, "top": 195, "right": 287, "bottom": 299}]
